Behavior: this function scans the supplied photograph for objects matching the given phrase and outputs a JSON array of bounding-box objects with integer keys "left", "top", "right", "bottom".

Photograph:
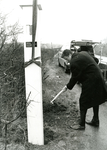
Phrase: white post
[{"left": 20, "top": 0, "right": 44, "bottom": 145}]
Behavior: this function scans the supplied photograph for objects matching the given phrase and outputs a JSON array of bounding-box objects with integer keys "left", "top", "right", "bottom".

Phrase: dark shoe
[
  {"left": 70, "top": 124, "right": 85, "bottom": 130},
  {"left": 86, "top": 119, "right": 99, "bottom": 127}
]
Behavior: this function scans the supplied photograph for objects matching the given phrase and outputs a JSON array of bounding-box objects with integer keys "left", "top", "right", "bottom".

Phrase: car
[{"left": 58, "top": 40, "right": 100, "bottom": 73}]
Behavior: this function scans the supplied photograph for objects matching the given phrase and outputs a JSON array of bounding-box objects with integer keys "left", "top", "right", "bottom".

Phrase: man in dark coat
[{"left": 62, "top": 50, "right": 107, "bottom": 130}]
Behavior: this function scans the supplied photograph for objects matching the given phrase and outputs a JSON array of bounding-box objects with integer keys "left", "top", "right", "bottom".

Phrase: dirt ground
[
  {"left": 40, "top": 48, "right": 84, "bottom": 150},
  {"left": 0, "top": 46, "right": 107, "bottom": 150},
  {"left": 0, "top": 47, "right": 85, "bottom": 150}
]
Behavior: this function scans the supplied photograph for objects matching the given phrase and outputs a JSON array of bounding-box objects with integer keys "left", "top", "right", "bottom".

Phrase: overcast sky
[
  {"left": 41, "top": 0, "right": 107, "bottom": 43},
  {"left": 0, "top": 0, "right": 107, "bottom": 44}
]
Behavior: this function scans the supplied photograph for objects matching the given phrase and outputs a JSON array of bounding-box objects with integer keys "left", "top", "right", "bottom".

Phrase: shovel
[{"left": 50, "top": 86, "right": 67, "bottom": 104}]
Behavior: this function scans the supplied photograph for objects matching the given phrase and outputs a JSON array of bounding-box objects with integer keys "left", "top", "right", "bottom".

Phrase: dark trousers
[
  {"left": 93, "top": 105, "right": 99, "bottom": 120},
  {"left": 80, "top": 105, "right": 99, "bottom": 126},
  {"left": 79, "top": 109, "right": 87, "bottom": 126}
]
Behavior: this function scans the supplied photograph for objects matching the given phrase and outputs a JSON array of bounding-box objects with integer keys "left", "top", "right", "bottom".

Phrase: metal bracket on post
[{"left": 32, "top": 0, "right": 37, "bottom": 60}]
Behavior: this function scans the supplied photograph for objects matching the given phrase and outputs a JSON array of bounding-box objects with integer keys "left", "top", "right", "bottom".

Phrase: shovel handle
[{"left": 50, "top": 89, "right": 64, "bottom": 104}]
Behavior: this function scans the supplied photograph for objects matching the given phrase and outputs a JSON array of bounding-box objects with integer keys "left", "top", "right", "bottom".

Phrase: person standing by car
[
  {"left": 78, "top": 45, "right": 99, "bottom": 64},
  {"left": 62, "top": 50, "right": 107, "bottom": 130}
]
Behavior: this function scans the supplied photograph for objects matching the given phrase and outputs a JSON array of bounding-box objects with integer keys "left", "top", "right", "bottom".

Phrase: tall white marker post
[{"left": 20, "top": 0, "right": 44, "bottom": 145}]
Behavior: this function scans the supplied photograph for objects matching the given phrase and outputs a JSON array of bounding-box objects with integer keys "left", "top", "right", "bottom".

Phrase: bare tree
[
  {"left": 0, "top": 12, "right": 7, "bottom": 51},
  {"left": 0, "top": 12, "right": 23, "bottom": 51},
  {"left": 0, "top": 11, "right": 26, "bottom": 149}
]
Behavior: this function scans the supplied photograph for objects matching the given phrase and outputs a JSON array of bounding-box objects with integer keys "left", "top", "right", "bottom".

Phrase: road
[
  {"left": 95, "top": 54, "right": 107, "bottom": 65},
  {"left": 74, "top": 102, "right": 107, "bottom": 150},
  {"left": 70, "top": 84, "right": 107, "bottom": 150}
]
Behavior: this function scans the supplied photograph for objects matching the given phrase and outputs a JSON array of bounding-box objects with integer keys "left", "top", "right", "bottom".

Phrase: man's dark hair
[{"left": 62, "top": 49, "right": 72, "bottom": 56}]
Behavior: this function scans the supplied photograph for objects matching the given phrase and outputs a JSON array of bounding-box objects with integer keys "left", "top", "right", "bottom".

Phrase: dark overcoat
[{"left": 67, "top": 51, "right": 107, "bottom": 110}]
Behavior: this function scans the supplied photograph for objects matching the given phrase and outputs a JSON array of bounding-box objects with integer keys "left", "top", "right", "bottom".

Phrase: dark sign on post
[{"left": 26, "top": 42, "right": 37, "bottom": 47}]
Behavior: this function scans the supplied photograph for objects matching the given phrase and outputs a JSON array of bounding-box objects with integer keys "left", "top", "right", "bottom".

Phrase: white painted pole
[
  {"left": 25, "top": 63, "right": 44, "bottom": 145},
  {"left": 20, "top": 0, "right": 44, "bottom": 145}
]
